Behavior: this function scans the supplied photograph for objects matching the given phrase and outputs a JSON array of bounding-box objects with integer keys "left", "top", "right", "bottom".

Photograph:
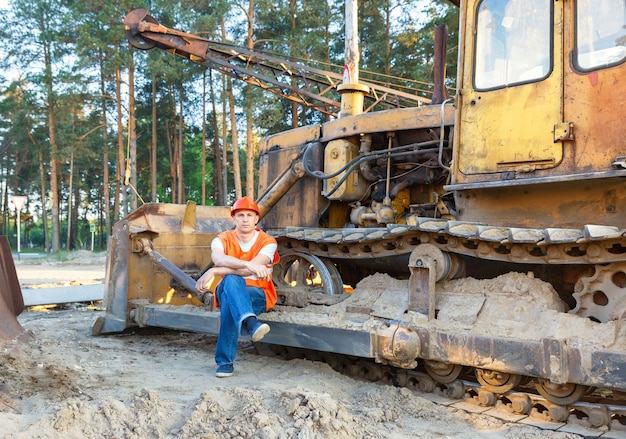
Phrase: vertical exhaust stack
[
  {"left": 337, "top": 0, "right": 369, "bottom": 116},
  {"left": 431, "top": 24, "right": 449, "bottom": 105}
]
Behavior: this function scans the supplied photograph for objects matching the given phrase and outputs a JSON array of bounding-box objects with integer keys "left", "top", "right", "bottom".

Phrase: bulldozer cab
[
  {"left": 450, "top": 0, "right": 626, "bottom": 228},
  {"left": 456, "top": 0, "right": 563, "bottom": 176},
  {"left": 454, "top": 0, "right": 626, "bottom": 180}
]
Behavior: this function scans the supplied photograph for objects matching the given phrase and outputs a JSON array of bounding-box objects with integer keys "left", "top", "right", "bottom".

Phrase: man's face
[{"left": 232, "top": 209, "right": 259, "bottom": 231}]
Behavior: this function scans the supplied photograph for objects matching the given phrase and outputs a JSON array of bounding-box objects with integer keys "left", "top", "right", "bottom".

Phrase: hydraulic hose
[{"left": 302, "top": 140, "right": 447, "bottom": 197}]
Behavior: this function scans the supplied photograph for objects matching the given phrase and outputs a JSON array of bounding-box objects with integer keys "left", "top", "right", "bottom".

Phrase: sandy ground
[{"left": 0, "top": 251, "right": 589, "bottom": 438}]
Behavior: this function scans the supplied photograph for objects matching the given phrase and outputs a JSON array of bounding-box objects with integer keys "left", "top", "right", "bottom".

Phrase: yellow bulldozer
[{"left": 5, "top": 0, "right": 626, "bottom": 428}]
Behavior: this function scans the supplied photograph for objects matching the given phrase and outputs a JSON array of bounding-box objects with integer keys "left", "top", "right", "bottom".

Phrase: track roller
[
  {"left": 535, "top": 379, "right": 589, "bottom": 405},
  {"left": 475, "top": 368, "right": 522, "bottom": 394},
  {"left": 547, "top": 404, "right": 570, "bottom": 422},
  {"left": 355, "top": 360, "right": 383, "bottom": 381},
  {"left": 444, "top": 380, "right": 466, "bottom": 399},
  {"left": 424, "top": 361, "right": 463, "bottom": 384},
  {"left": 406, "top": 371, "right": 435, "bottom": 393},
  {"left": 477, "top": 388, "right": 497, "bottom": 406},
  {"left": 586, "top": 406, "right": 611, "bottom": 428},
  {"left": 508, "top": 393, "right": 532, "bottom": 415}
]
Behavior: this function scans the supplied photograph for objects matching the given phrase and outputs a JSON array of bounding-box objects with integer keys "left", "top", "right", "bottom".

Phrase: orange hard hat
[{"left": 230, "top": 196, "right": 260, "bottom": 216}]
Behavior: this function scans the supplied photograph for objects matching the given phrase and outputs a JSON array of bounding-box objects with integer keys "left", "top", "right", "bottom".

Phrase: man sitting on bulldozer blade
[{"left": 195, "top": 196, "right": 280, "bottom": 377}]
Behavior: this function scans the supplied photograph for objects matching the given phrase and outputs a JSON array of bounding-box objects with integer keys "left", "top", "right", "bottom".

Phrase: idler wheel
[
  {"left": 475, "top": 368, "right": 522, "bottom": 394},
  {"left": 535, "top": 379, "right": 589, "bottom": 405},
  {"left": 424, "top": 361, "right": 462, "bottom": 384},
  {"left": 273, "top": 252, "right": 343, "bottom": 295}
]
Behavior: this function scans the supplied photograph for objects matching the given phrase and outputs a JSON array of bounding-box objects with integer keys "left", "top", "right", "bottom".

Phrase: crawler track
[
  {"left": 256, "top": 344, "right": 626, "bottom": 437},
  {"left": 273, "top": 218, "right": 626, "bottom": 266},
  {"left": 272, "top": 218, "right": 626, "bottom": 342},
  {"left": 265, "top": 218, "right": 626, "bottom": 437}
]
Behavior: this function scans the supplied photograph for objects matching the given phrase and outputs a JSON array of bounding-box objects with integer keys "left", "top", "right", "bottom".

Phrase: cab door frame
[{"left": 452, "top": 0, "right": 564, "bottom": 182}]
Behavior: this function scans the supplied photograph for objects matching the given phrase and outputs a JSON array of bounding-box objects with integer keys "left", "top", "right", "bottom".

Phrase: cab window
[
  {"left": 474, "top": 0, "right": 552, "bottom": 90},
  {"left": 576, "top": 0, "right": 626, "bottom": 70}
]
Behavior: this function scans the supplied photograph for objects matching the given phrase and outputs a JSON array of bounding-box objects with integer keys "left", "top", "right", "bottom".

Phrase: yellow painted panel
[
  {"left": 563, "top": 3, "right": 626, "bottom": 173},
  {"left": 458, "top": 0, "right": 564, "bottom": 176},
  {"left": 459, "top": 82, "right": 563, "bottom": 174}
]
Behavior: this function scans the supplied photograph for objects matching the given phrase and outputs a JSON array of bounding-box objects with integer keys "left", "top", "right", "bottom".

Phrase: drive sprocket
[{"left": 571, "top": 262, "right": 626, "bottom": 322}]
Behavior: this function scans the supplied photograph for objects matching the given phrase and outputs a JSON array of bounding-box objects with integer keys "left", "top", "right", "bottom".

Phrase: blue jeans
[{"left": 214, "top": 274, "right": 267, "bottom": 367}]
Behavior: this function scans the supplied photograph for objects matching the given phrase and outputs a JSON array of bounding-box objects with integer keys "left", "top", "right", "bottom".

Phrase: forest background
[{"left": 0, "top": 0, "right": 457, "bottom": 253}]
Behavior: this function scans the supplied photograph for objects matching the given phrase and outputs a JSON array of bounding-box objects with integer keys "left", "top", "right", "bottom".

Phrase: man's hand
[
  {"left": 245, "top": 261, "right": 270, "bottom": 280},
  {"left": 195, "top": 268, "right": 217, "bottom": 293},
  {"left": 195, "top": 261, "right": 270, "bottom": 293}
]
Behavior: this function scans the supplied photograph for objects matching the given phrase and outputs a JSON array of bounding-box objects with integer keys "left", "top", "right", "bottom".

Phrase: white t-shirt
[{"left": 211, "top": 230, "right": 277, "bottom": 279}]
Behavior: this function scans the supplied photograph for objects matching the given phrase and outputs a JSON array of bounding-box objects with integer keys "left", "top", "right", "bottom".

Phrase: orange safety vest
[{"left": 213, "top": 229, "right": 280, "bottom": 311}]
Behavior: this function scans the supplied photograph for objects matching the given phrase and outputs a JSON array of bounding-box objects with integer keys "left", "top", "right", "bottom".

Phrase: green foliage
[
  {"left": 28, "top": 223, "right": 45, "bottom": 247},
  {"left": 0, "top": 0, "right": 460, "bottom": 246},
  {"left": 48, "top": 249, "right": 70, "bottom": 261}
]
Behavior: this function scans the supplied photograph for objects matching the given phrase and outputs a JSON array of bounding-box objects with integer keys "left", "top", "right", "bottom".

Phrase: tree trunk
[
  {"left": 128, "top": 47, "right": 138, "bottom": 211},
  {"left": 38, "top": 150, "right": 49, "bottom": 253},
  {"left": 66, "top": 147, "right": 74, "bottom": 251},
  {"left": 245, "top": 109, "right": 254, "bottom": 198},
  {"left": 48, "top": 125, "right": 60, "bottom": 252},
  {"left": 211, "top": 71, "right": 225, "bottom": 205},
  {"left": 384, "top": 2, "right": 392, "bottom": 76},
  {"left": 43, "top": 37, "right": 60, "bottom": 252},
  {"left": 290, "top": 0, "right": 299, "bottom": 129},
  {"left": 245, "top": 0, "right": 256, "bottom": 197},
  {"left": 72, "top": 183, "right": 80, "bottom": 249},
  {"left": 0, "top": 165, "right": 2, "bottom": 237},
  {"left": 222, "top": 19, "right": 241, "bottom": 200},
  {"left": 1, "top": 184, "right": 6, "bottom": 237},
  {"left": 201, "top": 72, "right": 207, "bottom": 205},
  {"left": 227, "top": 78, "right": 242, "bottom": 200},
  {"left": 0, "top": 144, "right": 5, "bottom": 236},
  {"left": 166, "top": 116, "right": 177, "bottom": 204},
  {"left": 151, "top": 73, "right": 157, "bottom": 203},
  {"left": 221, "top": 74, "right": 229, "bottom": 203},
  {"left": 99, "top": 51, "right": 111, "bottom": 246},
  {"left": 177, "top": 83, "right": 184, "bottom": 204},
  {"left": 115, "top": 66, "right": 125, "bottom": 219}
]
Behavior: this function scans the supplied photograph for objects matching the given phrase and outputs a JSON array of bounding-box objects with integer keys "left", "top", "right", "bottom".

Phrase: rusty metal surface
[
  {"left": 123, "top": 9, "right": 430, "bottom": 118},
  {"left": 93, "top": 203, "right": 231, "bottom": 336},
  {"left": 114, "top": 290, "right": 626, "bottom": 391},
  {"left": 272, "top": 218, "right": 626, "bottom": 266},
  {"left": 0, "top": 236, "right": 26, "bottom": 342}
]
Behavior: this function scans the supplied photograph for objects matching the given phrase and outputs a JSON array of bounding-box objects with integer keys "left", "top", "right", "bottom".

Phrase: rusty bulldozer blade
[{"left": 0, "top": 236, "right": 27, "bottom": 344}]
